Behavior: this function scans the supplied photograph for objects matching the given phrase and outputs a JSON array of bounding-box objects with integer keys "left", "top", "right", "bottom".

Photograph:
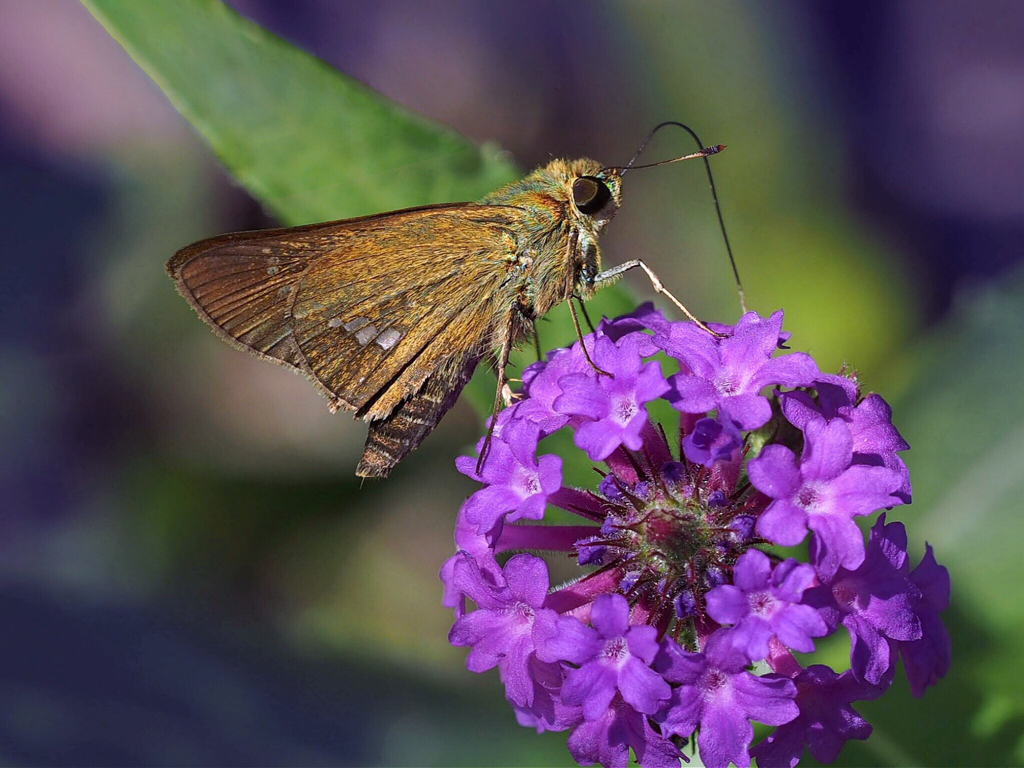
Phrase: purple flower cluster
[{"left": 442, "top": 305, "right": 950, "bottom": 768}]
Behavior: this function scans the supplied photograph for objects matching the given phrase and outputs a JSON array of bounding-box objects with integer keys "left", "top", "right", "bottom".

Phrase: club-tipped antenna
[
  {"left": 604, "top": 121, "right": 746, "bottom": 314},
  {"left": 614, "top": 144, "right": 726, "bottom": 173}
]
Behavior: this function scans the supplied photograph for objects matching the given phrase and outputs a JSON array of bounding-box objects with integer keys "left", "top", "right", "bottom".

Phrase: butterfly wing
[{"left": 168, "top": 202, "right": 527, "bottom": 430}]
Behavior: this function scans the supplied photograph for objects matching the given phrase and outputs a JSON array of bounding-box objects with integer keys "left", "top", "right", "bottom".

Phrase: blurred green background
[{"left": 1, "top": 0, "right": 1023, "bottom": 764}]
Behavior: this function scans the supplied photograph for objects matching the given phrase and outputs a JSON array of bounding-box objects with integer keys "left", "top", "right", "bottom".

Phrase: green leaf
[{"left": 83, "top": 0, "right": 517, "bottom": 225}]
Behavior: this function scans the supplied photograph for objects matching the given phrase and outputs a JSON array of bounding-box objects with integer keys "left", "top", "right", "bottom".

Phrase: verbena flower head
[{"left": 442, "top": 305, "right": 949, "bottom": 768}]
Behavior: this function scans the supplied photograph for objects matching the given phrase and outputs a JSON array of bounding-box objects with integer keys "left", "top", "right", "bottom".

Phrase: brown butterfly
[{"left": 168, "top": 130, "right": 725, "bottom": 478}]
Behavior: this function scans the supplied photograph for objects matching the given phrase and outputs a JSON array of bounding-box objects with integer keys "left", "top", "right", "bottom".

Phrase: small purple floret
[
  {"left": 751, "top": 665, "right": 879, "bottom": 767},
  {"left": 553, "top": 334, "right": 669, "bottom": 460},
  {"left": 455, "top": 420, "right": 562, "bottom": 537},
  {"left": 665, "top": 310, "right": 819, "bottom": 430},
  {"left": 899, "top": 544, "right": 952, "bottom": 697},
  {"left": 749, "top": 417, "right": 905, "bottom": 577},
  {"left": 567, "top": 696, "right": 683, "bottom": 768},
  {"left": 781, "top": 383, "right": 912, "bottom": 503},
  {"left": 683, "top": 416, "right": 742, "bottom": 467},
  {"left": 706, "top": 550, "right": 827, "bottom": 660},
  {"left": 540, "top": 594, "right": 671, "bottom": 720},
  {"left": 805, "top": 515, "right": 926, "bottom": 686},
  {"left": 655, "top": 632, "right": 799, "bottom": 768},
  {"left": 448, "top": 554, "right": 560, "bottom": 708}
]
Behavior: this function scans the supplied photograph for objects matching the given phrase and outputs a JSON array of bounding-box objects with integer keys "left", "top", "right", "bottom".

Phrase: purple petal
[
  {"left": 619, "top": 657, "right": 672, "bottom": 715},
  {"left": 850, "top": 394, "right": 910, "bottom": 454},
  {"left": 450, "top": 555, "right": 507, "bottom": 610},
  {"left": 654, "top": 640, "right": 705, "bottom": 684},
  {"left": 554, "top": 373, "right": 610, "bottom": 419},
  {"left": 503, "top": 419, "right": 543, "bottom": 468},
  {"left": 771, "top": 559, "right": 816, "bottom": 602},
  {"left": 620, "top": 411, "right": 650, "bottom": 452},
  {"left": 567, "top": 707, "right": 629, "bottom": 768},
  {"left": 807, "top": 513, "right": 866, "bottom": 577},
  {"left": 450, "top": 610, "right": 509, "bottom": 668},
  {"left": 503, "top": 553, "right": 550, "bottom": 607},
  {"left": 751, "top": 720, "right": 805, "bottom": 768},
  {"left": 867, "top": 514, "right": 910, "bottom": 572},
  {"left": 748, "top": 445, "right": 802, "bottom": 499},
  {"left": 656, "top": 684, "right": 701, "bottom": 738},
  {"left": 859, "top": 589, "right": 921, "bottom": 643},
  {"left": 815, "top": 376, "right": 859, "bottom": 415},
  {"left": 757, "top": 499, "right": 809, "bottom": 547},
  {"left": 596, "top": 335, "right": 641, "bottom": 377},
  {"left": 703, "top": 629, "right": 753, "bottom": 672},
  {"left": 721, "top": 392, "right": 772, "bottom": 430},
  {"left": 501, "top": 634, "right": 540, "bottom": 706},
  {"left": 512, "top": 494, "right": 547, "bottom": 525},
  {"left": 536, "top": 453, "right": 563, "bottom": 494},
  {"left": 779, "top": 389, "right": 821, "bottom": 431},
  {"left": 573, "top": 418, "right": 627, "bottom": 461},
  {"left": 683, "top": 417, "right": 742, "bottom": 467},
  {"left": 668, "top": 373, "right": 719, "bottom": 414},
  {"left": 633, "top": 360, "right": 671, "bottom": 402},
  {"left": 539, "top": 614, "right": 601, "bottom": 665},
  {"left": 625, "top": 624, "right": 662, "bottom": 665},
  {"left": 723, "top": 310, "right": 783, "bottom": 367},
  {"left": 706, "top": 584, "right": 752, "bottom": 625},
  {"left": 698, "top": 699, "right": 755, "bottom": 768},
  {"left": 730, "top": 617, "right": 776, "bottom": 661},
  {"left": 911, "top": 544, "right": 951, "bottom": 611},
  {"left": 752, "top": 665, "right": 874, "bottom": 768},
  {"left": 563, "top": 663, "right": 619, "bottom": 721},
  {"left": 828, "top": 465, "right": 905, "bottom": 514},
  {"left": 512, "top": 660, "right": 581, "bottom": 734},
  {"left": 734, "top": 549, "right": 773, "bottom": 591},
  {"left": 845, "top": 614, "right": 896, "bottom": 685},
  {"left": 591, "top": 593, "right": 631, "bottom": 637},
  {"left": 663, "top": 324, "right": 720, "bottom": 378},
  {"left": 461, "top": 485, "right": 522, "bottom": 535},
  {"left": 753, "top": 351, "right": 820, "bottom": 389},
  {"left": 900, "top": 609, "right": 951, "bottom": 697},
  {"left": 771, "top": 605, "right": 828, "bottom": 653},
  {"left": 800, "top": 418, "right": 854, "bottom": 482},
  {"left": 732, "top": 671, "right": 800, "bottom": 726},
  {"left": 569, "top": 701, "right": 683, "bottom": 768}
]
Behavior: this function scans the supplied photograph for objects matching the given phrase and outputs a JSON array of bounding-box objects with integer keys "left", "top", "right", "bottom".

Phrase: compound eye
[{"left": 571, "top": 176, "right": 611, "bottom": 215}]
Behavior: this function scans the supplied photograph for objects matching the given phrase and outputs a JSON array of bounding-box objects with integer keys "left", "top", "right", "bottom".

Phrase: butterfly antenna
[{"left": 611, "top": 121, "right": 746, "bottom": 314}]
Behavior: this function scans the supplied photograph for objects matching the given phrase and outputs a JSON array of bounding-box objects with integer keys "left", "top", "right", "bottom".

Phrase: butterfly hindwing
[
  {"left": 168, "top": 203, "right": 526, "bottom": 420},
  {"left": 357, "top": 354, "right": 480, "bottom": 477}
]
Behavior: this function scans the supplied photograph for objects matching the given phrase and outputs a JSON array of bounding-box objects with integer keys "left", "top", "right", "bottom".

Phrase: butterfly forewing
[{"left": 168, "top": 203, "right": 526, "bottom": 426}]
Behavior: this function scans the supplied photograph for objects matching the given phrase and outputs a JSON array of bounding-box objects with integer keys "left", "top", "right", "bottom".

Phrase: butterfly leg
[
  {"left": 573, "top": 295, "right": 597, "bottom": 334},
  {"left": 476, "top": 308, "right": 517, "bottom": 475},
  {"left": 568, "top": 297, "right": 611, "bottom": 377},
  {"left": 593, "top": 260, "right": 725, "bottom": 337}
]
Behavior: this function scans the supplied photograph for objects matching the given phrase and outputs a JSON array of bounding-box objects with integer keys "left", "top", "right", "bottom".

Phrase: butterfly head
[{"left": 543, "top": 158, "right": 623, "bottom": 233}]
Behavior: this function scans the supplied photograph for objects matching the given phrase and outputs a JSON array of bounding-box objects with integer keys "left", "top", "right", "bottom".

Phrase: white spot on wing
[
  {"left": 376, "top": 328, "right": 402, "bottom": 350},
  {"left": 327, "top": 317, "right": 343, "bottom": 328},
  {"left": 354, "top": 324, "right": 378, "bottom": 345}
]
